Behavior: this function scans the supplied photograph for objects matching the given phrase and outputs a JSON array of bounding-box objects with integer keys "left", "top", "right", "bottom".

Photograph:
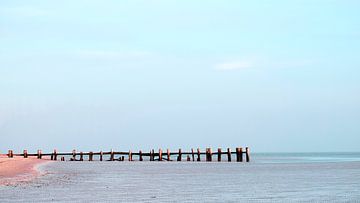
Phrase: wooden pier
[{"left": 5, "top": 147, "right": 250, "bottom": 162}]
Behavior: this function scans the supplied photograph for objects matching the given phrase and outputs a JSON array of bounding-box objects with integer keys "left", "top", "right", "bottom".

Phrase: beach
[
  {"left": 0, "top": 155, "right": 48, "bottom": 186},
  {"left": 1, "top": 153, "right": 360, "bottom": 202}
]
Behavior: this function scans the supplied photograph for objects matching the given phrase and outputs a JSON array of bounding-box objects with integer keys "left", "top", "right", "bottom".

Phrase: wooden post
[
  {"left": 37, "top": 150, "right": 42, "bottom": 159},
  {"left": 218, "top": 148, "right": 222, "bottom": 162},
  {"left": 100, "top": 151, "right": 103, "bottom": 161},
  {"left": 129, "top": 150, "right": 132, "bottom": 161},
  {"left": 236, "top": 148, "right": 240, "bottom": 162},
  {"left": 8, "top": 150, "right": 13, "bottom": 158},
  {"left": 23, "top": 150, "right": 28, "bottom": 158},
  {"left": 191, "top": 148, "right": 195, "bottom": 161},
  {"left": 240, "top": 147, "right": 243, "bottom": 162},
  {"left": 139, "top": 150, "right": 143, "bottom": 161},
  {"left": 209, "top": 148, "right": 212, "bottom": 162},
  {"left": 205, "top": 148, "right": 208, "bottom": 161},
  {"left": 110, "top": 149, "right": 114, "bottom": 161},
  {"left": 177, "top": 148, "right": 182, "bottom": 161},
  {"left": 53, "top": 149, "right": 57, "bottom": 161},
  {"left": 149, "top": 150, "right": 153, "bottom": 161},
  {"left": 167, "top": 149, "right": 171, "bottom": 161},
  {"left": 197, "top": 148, "right": 201, "bottom": 161},
  {"left": 121, "top": 156, "right": 125, "bottom": 161},
  {"left": 187, "top": 155, "right": 191, "bottom": 161},
  {"left": 159, "top": 149, "right": 162, "bottom": 161},
  {"left": 205, "top": 148, "right": 210, "bottom": 162},
  {"left": 89, "top": 151, "right": 93, "bottom": 161},
  {"left": 51, "top": 154, "right": 53, "bottom": 160},
  {"left": 245, "top": 147, "right": 250, "bottom": 162},
  {"left": 61, "top": 157, "right": 65, "bottom": 161},
  {"left": 72, "top": 149, "right": 76, "bottom": 160},
  {"left": 227, "top": 148, "right": 231, "bottom": 162},
  {"left": 80, "top": 152, "right": 83, "bottom": 161}
]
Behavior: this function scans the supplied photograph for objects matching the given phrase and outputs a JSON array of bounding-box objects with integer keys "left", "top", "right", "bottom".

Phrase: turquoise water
[{"left": 1, "top": 153, "right": 360, "bottom": 202}]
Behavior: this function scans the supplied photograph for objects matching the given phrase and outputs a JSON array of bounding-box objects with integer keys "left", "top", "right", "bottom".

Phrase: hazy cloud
[{"left": 214, "top": 60, "right": 254, "bottom": 71}]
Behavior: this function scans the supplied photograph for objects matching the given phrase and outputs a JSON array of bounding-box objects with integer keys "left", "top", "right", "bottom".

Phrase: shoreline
[{"left": 0, "top": 155, "right": 50, "bottom": 186}]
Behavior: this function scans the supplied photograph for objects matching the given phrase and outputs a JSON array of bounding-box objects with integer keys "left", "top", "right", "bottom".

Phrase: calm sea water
[{"left": 1, "top": 153, "right": 360, "bottom": 202}]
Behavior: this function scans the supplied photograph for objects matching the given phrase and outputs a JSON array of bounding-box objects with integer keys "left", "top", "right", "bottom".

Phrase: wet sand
[{"left": 0, "top": 155, "right": 49, "bottom": 186}]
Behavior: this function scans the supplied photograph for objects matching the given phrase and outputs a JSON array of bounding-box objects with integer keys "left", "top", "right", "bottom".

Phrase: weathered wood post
[
  {"left": 110, "top": 149, "right": 114, "bottom": 161},
  {"left": 89, "top": 151, "right": 93, "bottom": 161},
  {"left": 129, "top": 150, "right": 132, "bottom": 161},
  {"left": 167, "top": 149, "right": 171, "bottom": 161},
  {"left": 61, "top": 157, "right": 65, "bottom": 161},
  {"left": 8, "top": 150, "right": 13, "bottom": 158},
  {"left": 149, "top": 150, "right": 153, "bottom": 161},
  {"left": 53, "top": 149, "right": 57, "bottom": 161},
  {"left": 80, "top": 152, "right": 84, "bottom": 161},
  {"left": 191, "top": 148, "right": 195, "bottom": 161},
  {"left": 205, "top": 148, "right": 209, "bottom": 161},
  {"left": 151, "top": 149, "right": 155, "bottom": 161},
  {"left": 227, "top": 148, "right": 231, "bottom": 162},
  {"left": 139, "top": 150, "right": 143, "bottom": 161},
  {"left": 245, "top": 147, "right": 250, "bottom": 162},
  {"left": 240, "top": 147, "right": 243, "bottom": 162},
  {"left": 218, "top": 148, "right": 222, "bottom": 162},
  {"left": 159, "top": 149, "right": 163, "bottom": 161},
  {"left": 121, "top": 156, "right": 125, "bottom": 161},
  {"left": 100, "top": 151, "right": 103, "bottom": 161},
  {"left": 187, "top": 155, "right": 191, "bottom": 161},
  {"left": 236, "top": 148, "right": 240, "bottom": 162},
  {"left": 37, "top": 150, "right": 42, "bottom": 159},
  {"left": 23, "top": 150, "right": 28, "bottom": 158},
  {"left": 209, "top": 148, "right": 212, "bottom": 162},
  {"left": 72, "top": 149, "right": 76, "bottom": 160},
  {"left": 197, "top": 148, "right": 201, "bottom": 161},
  {"left": 177, "top": 148, "right": 182, "bottom": 161}
]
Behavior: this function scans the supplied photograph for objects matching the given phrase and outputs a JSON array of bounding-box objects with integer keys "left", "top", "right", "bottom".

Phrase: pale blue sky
[{"left": 1, "top": 0, "right": 359, "bottom": 153}]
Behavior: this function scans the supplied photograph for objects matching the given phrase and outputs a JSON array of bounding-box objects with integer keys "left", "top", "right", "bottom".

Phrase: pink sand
[{"left": 0, "top": 155, "right": 49, "bottom": 186}]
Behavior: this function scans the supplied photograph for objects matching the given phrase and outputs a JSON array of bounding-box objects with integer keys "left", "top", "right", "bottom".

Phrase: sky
[{"left": 1, "top": 0, "right": 359, "bottom": 153}]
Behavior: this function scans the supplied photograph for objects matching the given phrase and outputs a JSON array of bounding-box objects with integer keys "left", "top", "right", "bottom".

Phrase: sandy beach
[{"left": 0, "top": 155, "right": 49, "bottom": 186}]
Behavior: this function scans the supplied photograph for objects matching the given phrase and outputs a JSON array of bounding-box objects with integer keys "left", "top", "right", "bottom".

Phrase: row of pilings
[{"left": 5, "top": 147, "right": 250, "bottom": 162}]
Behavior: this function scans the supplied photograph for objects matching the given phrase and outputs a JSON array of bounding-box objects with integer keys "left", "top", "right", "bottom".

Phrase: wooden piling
[
  {"left": 72, "top": 149, "right": 76, "bottom": 160},
  {"left": 149, "top": 150, "right": 153, "bottom": 161},
  {"left": 218, "top": 148, "right": 222, "bottom": 162},
  {"left": 227, "top": 148, "right": 231, "bottom": 162},
  {"left": 209, "top": 148, "right": 212, "bottom": 162},
  {"left": 110, "top": 149, "right": 114, "bottom": 161},
  {"left": 23, "top": 150, "right": 28, "bottom": 158},
  {"left": 53, "top": 149, "right": 57, "bottom": 161},
  {"left": 139, "top": 150, "right": 143, "bottom": 161},
  {"left": 129, "top": 150, "right": 132, "bottom": 161},
  {"left": 37, "top": 150, "right": 42, "bottom": 159},
  {"left": 245, "top": 147, "right": 250, "bottom": 162},
  {"left": 236, "top": 148, "right": 240, "bottom": 162},
  {"left": 80, "top": 152, "right": 84, "bottom": 161},
  {"left": 100, "top": 151, "right": 103, "bottom": 161},
  {"left": 167, "top": 149, "right": 171, "bottom": 161},
  {"left": 187, "top": 155, "right": 191, "bottom": 161},
  {"left": 177, "top": 149, "right": 182, "bottom": 161},
  {"left": 191, "top": 148, "right": 195, "bottom": 161},
  {"left": 61, "top": 157, "right": 65, "bottom": 161},
  {"left": 89, "top": 151, "right": 93, "bottom": 161},
  {"left": 8, "top": 150, "right": 13, "bottom": 158},
  {"left": 197, "top": 148, "right": 201, "bottom": 161},
  {"left": 121, "top": 156, "right": 125, "bottom": 161},
  {"left": 205, "top": 148, "right": 209, "bottom": 161},
  {"left": 159, "top": 149, "right": 163, "bottom": 161}
]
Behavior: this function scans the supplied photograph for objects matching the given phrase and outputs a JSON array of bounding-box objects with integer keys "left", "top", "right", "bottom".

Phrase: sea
[{"left": 1, "top": 152, "right": 360, "bottom": 202}]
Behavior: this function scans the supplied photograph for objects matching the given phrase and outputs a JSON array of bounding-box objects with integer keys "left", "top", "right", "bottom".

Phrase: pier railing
[{"left": 5, "top": 147, "right": 250, "bottom": 162}]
